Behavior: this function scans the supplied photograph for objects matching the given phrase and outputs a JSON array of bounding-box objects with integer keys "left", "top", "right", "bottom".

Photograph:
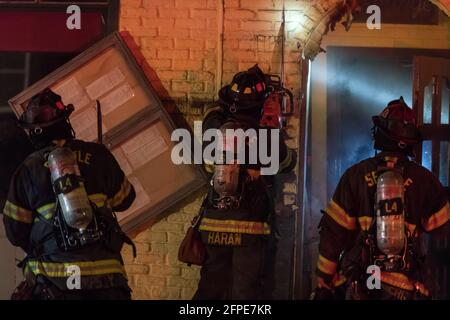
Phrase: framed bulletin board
[
  {"left": 9, "top": 31, "right": 206, "bottom": 235},
  {"left": 105, "top": 108, "right": 204, "bottom": 234}
]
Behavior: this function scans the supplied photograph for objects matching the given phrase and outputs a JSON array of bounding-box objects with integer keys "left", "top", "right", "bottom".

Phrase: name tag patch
[{"left": 207, "top": 232, "right": 242, "bottom": 246}]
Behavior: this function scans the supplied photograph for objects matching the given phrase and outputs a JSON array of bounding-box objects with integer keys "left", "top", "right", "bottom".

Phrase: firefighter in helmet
[
  {"left": 2, "top": 89, "right": 136, "bottom": 300},
  {"left": 315, "top": 97, "right": 450, "bottom": 300},
  {"left": 193, "top": 65, "right": 294, "bottom": 299}
]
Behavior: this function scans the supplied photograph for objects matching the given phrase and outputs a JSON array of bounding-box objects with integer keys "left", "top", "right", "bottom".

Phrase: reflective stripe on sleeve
[
  {"left": 358, "top": 216, "right": 373, "bottom": 231},
  {"left": 108, "top": 179, "right": 132, "bottom": 208},
  {"left": 25, "top": 259, "right": 126, "bottom": 278},
  {"left": 199, "top": 218, "right": 271, "bottom": 235},
  {"left": 423, "top": 202, "right": 450, "bottom": 232},
  {"left": 317, "top": 254, "right": 338, "bottom": 276},
  {"left": 3, "top": 201, "right": 33, "bottom": 224},
  {"left": 324, "top": 200, "right": 356, "bottom": 230}
]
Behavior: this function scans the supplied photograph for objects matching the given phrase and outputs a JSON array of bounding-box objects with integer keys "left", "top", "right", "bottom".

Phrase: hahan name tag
[{"left": 207, "top": 232, "right": 242, "bottom": 246}]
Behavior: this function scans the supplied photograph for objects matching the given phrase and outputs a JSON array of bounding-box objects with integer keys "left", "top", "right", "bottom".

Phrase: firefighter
[
  {"left": 193, "top": 65, "right": 294, "bottom": 300},
  {"left": 2, "top": 89, "right": 136, "bottom": 300},
  {"left": 315, "top": 97, "right": 450, "bottom": 300}
]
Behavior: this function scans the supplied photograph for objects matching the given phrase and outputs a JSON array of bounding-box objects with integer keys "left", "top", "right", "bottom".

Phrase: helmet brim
[
  {"left": 18, "top": 104, "right": 74, "bottom": 130},
  {"left": 372, "top": 115, "right": 422, "bottom": 145}
]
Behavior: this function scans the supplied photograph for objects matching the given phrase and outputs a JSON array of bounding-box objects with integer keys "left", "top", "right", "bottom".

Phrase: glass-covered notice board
[{"left": 9, "top": 32, "right": 206, "bottom": 235}]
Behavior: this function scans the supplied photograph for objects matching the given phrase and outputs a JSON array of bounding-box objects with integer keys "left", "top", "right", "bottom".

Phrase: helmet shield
[{"left": 19, "top": 88, "right": 74, "bottom": 130}]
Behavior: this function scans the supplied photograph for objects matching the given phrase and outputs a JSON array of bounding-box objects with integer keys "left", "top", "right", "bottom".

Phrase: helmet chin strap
[
  {"left": 28, "top": 119, "right": 75, "bottom": 150},
  {"left": 67, "top": 119, "right": 76, "bottom": 139},
  {"left": 373, "top": 126, "right": 414, "bottom": 157}
]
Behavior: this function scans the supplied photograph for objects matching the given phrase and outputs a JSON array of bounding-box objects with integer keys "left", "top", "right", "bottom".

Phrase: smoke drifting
[{"left": 325, "top": 50, "right": 413, "bottom": 183}]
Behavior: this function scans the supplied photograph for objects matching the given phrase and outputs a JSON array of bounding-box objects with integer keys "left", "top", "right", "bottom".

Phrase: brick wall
[
  {"left": 119, "top": 0, "right": 308, "bottom": 300},
  {"left": 121, "top": 192, "right": 205, "bottom": 299}
]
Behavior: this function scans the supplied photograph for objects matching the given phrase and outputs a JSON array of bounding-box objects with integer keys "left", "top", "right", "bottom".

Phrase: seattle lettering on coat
[
  {"left": 44, "top": 151, "right": 92, "bottom": 167},
  {"left": 364, "top": 170, "right": 413, "bottom": 188}
]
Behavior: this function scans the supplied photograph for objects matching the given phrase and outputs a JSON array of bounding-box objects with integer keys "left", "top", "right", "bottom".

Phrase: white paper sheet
[
  {"left": 52, "top": 77, "right": 90, "bottom": 110},
  {"left": 120, "top": 124, "right": 168, "bottom": 169},
  {"left": 99, "top": 83, "right": 135, "bottom": 115},
  {"left": 112, "top": 148, "right": 133, "bottom": 176},
  {"left": 70, "top": 107, "right": 107, "bottom": 142},
  {"left": 85, "top": 67, "right": 125, "bottom": 100},
  {"left": 121, "top": 125, "right": 158, "bottom": 154}
]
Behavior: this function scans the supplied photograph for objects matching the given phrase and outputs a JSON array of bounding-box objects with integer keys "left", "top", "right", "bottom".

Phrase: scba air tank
[{"left": 48, "top": 147, "right": 93, "bottom": 231}]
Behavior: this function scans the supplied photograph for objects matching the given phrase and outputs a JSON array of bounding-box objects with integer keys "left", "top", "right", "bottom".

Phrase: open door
[{"left": 413, "top": 56, "right": 450, "bottom": 299}]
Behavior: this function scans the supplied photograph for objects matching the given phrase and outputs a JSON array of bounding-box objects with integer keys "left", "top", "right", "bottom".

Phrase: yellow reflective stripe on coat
[
  {"left": 3, "top": 201, "right": 33, "bottom": 224},
  {"left": 324, "top": 200, "right": 356, "bottom": 230},
  {"left": 358, "top": 216, "right": 418, "bottom": 235},
  {"left": 381, "top": 272, "right": 429, "bottom": 296},
  {"left": 358, "top": 216, "right": 373, "bottom": 231},
  {"left": 26, "top": 259, "right": 126, "bottom": 278},
  {"left": 89, "top": 193, "right": 108, "bottom": 208},
  {"left": 423, "top": 202, "right": 450, "bottom": 232},
  {"left": 108, "top": 179, "right": 132, "bottom": 208},
  {"left": 34, "top": 194, "right": 108, "bottom": 222},
  {"left": 317, "top": 254, "right": 337, "bottom": 276},
  {"left": 334, "top": 273, "right": 347, "bottom": 287},
  {"left": 35, "top": 203, "right": 56, "bottom": 222},
  {"left": 199, "top": 218, "right": 271, "bottom": 235}
]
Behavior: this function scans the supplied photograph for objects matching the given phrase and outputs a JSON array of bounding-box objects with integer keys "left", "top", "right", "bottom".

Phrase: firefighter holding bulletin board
[{"left": 2, "top": 89, "right": 136, "bottom": 300}]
